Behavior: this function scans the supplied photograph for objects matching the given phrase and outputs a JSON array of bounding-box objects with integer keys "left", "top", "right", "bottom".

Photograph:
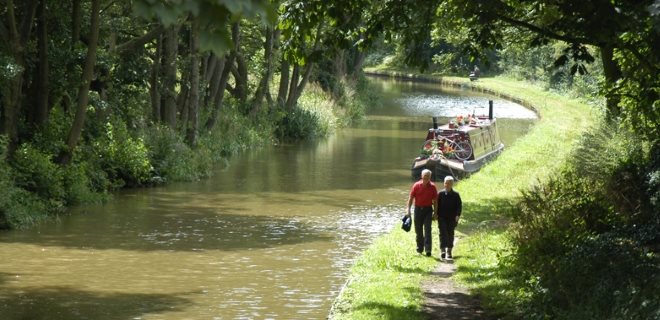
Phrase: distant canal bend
[{"left": 0, "top": 76, "right": 536, "bottom": 319}]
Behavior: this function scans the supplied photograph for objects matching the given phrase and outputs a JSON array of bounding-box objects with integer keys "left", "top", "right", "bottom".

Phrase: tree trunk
[
  {"left": 600, "top": 44, "right": 622, "bottom": 119},
  {"left": 0, "top": 0, "right": 38, "bottom": 153},
  {"left": 290, "top": 60, "right": 314, "bottom": 108},
  {"left": 250, "top": 26, "right": 275, "bottom": 115},
  {"left": 150, "top": 33, "right": 162, "bottom": 123},
  {"left": 203, "top": 56, "right": 233, "bottom": 130},
  {"left": 285, "top": 64, "right": 300, "bottom": 109},
  {"left": 233, "top": 53, "right": 248, "bottom": 105},
  {"left": 277, "top": 59, "right": 290, "bottom": 107},
  {"left": 178, "top": 70, "right": 190, "bottom": 129},
  {"left": 71, "top": 0, "right": 81, "bottom": 46},
  {"left": 282, "top": 23, "right": 322, "bottom": 109},
  {"left": 59, "top": 0, "right": 101, "bottom": 165},
  {"left": 267, "top": 28, "right": 282, "bottom": 106},
  {"left": 350, "top": 45, "right": 365, "bottom": 77},
  {"left": 226, "top": 23, "right": 247, "bottom": 109},
  {"left": 32, "top": 0, "right": 49, "bottom": 128},
  {"left": 334, "top": 49, "right": 346, "bottom": 80},
  {"left": 161, "top": 25, "right": 179, "bottom": 129},
  {"left": 207, "top": 56, "right": 225, "bottom": 108},
  {"left": 201, "top": 53, "right": 218, "bottom": 106},
  {"left": 186, "top": 21, "right": 200, "bottom": 146},
  {"left": 204, "top": 22, "right": 239, "bottom": 131}
]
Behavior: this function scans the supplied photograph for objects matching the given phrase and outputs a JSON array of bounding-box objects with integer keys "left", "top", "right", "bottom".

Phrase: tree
[
  {"left": 433, "top": 0, "right": 659, "bottom": 139},
  {"left": 132, "top": 0, "right": 276, "bottom": 55},
  {"left": 58, "top": 0, "right": 101, "bottom": 165},
  {"left": 0, "top": 0, "right": 38, "bottom": 153},
  {"left": 186, "top": 19, "right": 200, "bottom": 146}
]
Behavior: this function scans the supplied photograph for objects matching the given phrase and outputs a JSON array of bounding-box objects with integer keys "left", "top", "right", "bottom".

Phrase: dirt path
[{"left": 421, "top": 258, "right": 494, "bottom": 320}]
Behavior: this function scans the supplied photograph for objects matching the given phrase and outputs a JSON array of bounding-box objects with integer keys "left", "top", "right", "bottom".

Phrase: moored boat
[{"left": 411, "top": 101, "right": 504, "bottom": 181}]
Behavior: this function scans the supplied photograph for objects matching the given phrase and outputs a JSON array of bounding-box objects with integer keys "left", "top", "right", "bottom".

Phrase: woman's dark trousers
[{"left": 439, "top": 217, "right": 457, "bottom": 250}]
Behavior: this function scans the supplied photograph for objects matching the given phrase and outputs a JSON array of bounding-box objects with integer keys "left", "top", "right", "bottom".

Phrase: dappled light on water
[{"left": 397, "top": 94, "right": 538, "bottom": 119}]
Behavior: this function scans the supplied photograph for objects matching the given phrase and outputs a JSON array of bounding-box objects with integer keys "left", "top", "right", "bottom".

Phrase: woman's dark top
[{"left": 437, "top": 189, "right": 462, "bottom": 219}]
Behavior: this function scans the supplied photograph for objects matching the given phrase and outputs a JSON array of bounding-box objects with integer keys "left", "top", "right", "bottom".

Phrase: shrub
[
  {"left": 0, "top": 187, "right": 48, "bottom": 230},
  {"left": 11, "top": 143, "right": 66, "bottom": 210},
  {"left": 0, "top": 138, "right": 50, "bottom": 229},
  {"left": 61, "top": 162, "right": 107, "bottom": 205},
  {"left": 508, "top": 122, "right": 659, "bottom": 319},
  {"left": 201, "top": 111, "right": 273, "bottom": 161},
  {"left": 92, "top": 119, "right": 153, "bottom": 187},
  {"left": 0, "top": 136, "right": 15, "bottom": 228},
  {"left": 275, "top": 107, "right": 324, "bottom": 141},
  {"left": 143, "top": 124, "right": 198, "bottom": 182}
]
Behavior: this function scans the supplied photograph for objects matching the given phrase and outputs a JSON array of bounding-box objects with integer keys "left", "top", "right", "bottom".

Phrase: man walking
[
  {"left": 406, "top": 169, "right": 437, "bottom": 257},
  {"left": 435, "top": 175, "right": 462, "bottom": 260}
]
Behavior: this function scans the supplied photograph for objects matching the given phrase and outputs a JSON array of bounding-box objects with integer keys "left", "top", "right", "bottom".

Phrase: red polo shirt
[{"left": 409, "top": 180, "right": 437, "bottom": 207}]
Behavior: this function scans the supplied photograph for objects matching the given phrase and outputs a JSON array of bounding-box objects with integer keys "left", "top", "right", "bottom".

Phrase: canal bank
[{"left": 328, "top": 71, "right": 599, "bottom": 319}]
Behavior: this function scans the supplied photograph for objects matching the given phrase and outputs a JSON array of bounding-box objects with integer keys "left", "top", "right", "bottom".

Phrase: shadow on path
[{"left": 422, "top": 259, "right": 493, "bottom": 320}]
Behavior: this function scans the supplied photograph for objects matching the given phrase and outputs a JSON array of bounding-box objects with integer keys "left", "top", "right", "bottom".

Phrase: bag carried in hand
[{"left": 401, "top": 215, "right": 412, "bottom": 232}]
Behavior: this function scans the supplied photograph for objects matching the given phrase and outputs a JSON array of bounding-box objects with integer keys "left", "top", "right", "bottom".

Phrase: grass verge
[{"left": 328, "top": 71, "right": 599, "bottom": 319}]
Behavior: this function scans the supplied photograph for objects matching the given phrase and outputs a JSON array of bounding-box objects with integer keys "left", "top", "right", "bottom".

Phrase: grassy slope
[{"left": 328, "top": 72, "right": 599, "bottom": 319}]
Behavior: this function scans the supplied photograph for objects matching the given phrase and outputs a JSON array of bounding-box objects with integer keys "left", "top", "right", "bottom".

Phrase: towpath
[{"left": 421, "top": 256, "right": 494, "bottom": 319}]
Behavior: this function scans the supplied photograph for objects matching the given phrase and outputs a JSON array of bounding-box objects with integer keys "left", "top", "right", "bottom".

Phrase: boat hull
[{"left": 411, "top": 143, "right": 503, "bottom": 181}]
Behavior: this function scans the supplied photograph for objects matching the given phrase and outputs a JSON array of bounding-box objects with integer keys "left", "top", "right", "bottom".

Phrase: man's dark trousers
[{"left": 414, "top": 206, "right": 433, "bottom": 254}]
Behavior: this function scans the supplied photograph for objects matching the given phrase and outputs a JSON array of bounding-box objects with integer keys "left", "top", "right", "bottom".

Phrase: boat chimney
[
  {"left": 488, "top": 100, "right": 493, "bottom": 120},
  {"left": 432, "top": 116, "right": 438, "bottom": 129}
]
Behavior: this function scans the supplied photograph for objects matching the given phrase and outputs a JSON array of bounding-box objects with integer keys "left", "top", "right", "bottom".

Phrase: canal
[{"left": 0, "top": 77, "right": 536, "bottom": 319}]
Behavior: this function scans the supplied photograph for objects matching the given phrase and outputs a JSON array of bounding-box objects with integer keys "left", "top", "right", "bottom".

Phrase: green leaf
[{"left": 199, "top": 29, "right": 233, "bottom": 55}]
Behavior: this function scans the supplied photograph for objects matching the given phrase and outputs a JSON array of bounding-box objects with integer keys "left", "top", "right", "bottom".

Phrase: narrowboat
[{"left": 411, "top": 101, "right": 504, "bottom": 181}]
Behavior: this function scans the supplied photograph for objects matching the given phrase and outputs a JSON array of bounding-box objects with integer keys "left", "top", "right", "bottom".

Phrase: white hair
[
  {"left": 444, "top": 175, "right": 454, "bottom": 182},
  {"left": 421, "top": 169, "right": 432, "bottom": 177}
]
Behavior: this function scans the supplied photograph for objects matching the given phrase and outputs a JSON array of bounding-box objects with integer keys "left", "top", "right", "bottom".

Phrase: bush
[
  {"left": 91, "top": 119, "right": 153, "bottom": 187},
  {"left": 61, "top": 162, "right": 107, "bottom": 205},
  {"left": 0, "top": 138, "right": 50, "bottom": 229},
  {"left": 144, "top": 111, "right": 273, "bottom": 182},
  {"left": 200, "top": 111, "right": 273, "bottom": 161},
  {"left": 11, "top": 143, "right": 66, "bottom": 210},
  {"left": 144, "top": 124, "right": 202, "bottom": 182},
  {"left": 275, "top": 107, "right": 324, "bottom": 141},
  {"left": 507, "top": 122, "right": 659, "bottom": 319}
]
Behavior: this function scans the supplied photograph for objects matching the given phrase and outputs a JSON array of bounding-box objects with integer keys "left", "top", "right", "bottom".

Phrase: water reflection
[
  {"left": 0, "top": 286, "right": 193, "bottom": 320},
  {"left": 0, "top": 76, "right": 536, "bottom": 319}
]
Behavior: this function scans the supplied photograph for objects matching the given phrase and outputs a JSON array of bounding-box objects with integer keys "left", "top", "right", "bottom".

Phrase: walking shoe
[
  {"left": 440, "top": 251, "right": 446, "bottom": 259},
  {"left": 416, "top": 249, "right": 423, "bottom": 254},
  {"left": 426, "top": 252, "right": 432, "bottom": 257},
  {"left": 447, "top": 248, "right": 453, "bottom": 260}
]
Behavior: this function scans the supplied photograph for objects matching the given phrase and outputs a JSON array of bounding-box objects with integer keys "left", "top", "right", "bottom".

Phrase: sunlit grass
[
  {"left": 329, "top": 72, "right": 599, "bottom": 319},
  {"left": 329, "top": 228, "right": 439, "bottom": 320}
]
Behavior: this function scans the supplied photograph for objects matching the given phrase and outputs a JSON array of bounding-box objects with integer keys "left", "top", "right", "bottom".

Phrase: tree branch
[
  {"left": 497, "top": 12, "right": 658, "bottom": 73},
  {"left": 495, "top": 14, "right": 594, "bottom": 46},
  {"left": 115, "top": 25, "right": 164, "bottom": 53},
  {"left": 621, "top": 43, "right": 660, "bottom": 73}
]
